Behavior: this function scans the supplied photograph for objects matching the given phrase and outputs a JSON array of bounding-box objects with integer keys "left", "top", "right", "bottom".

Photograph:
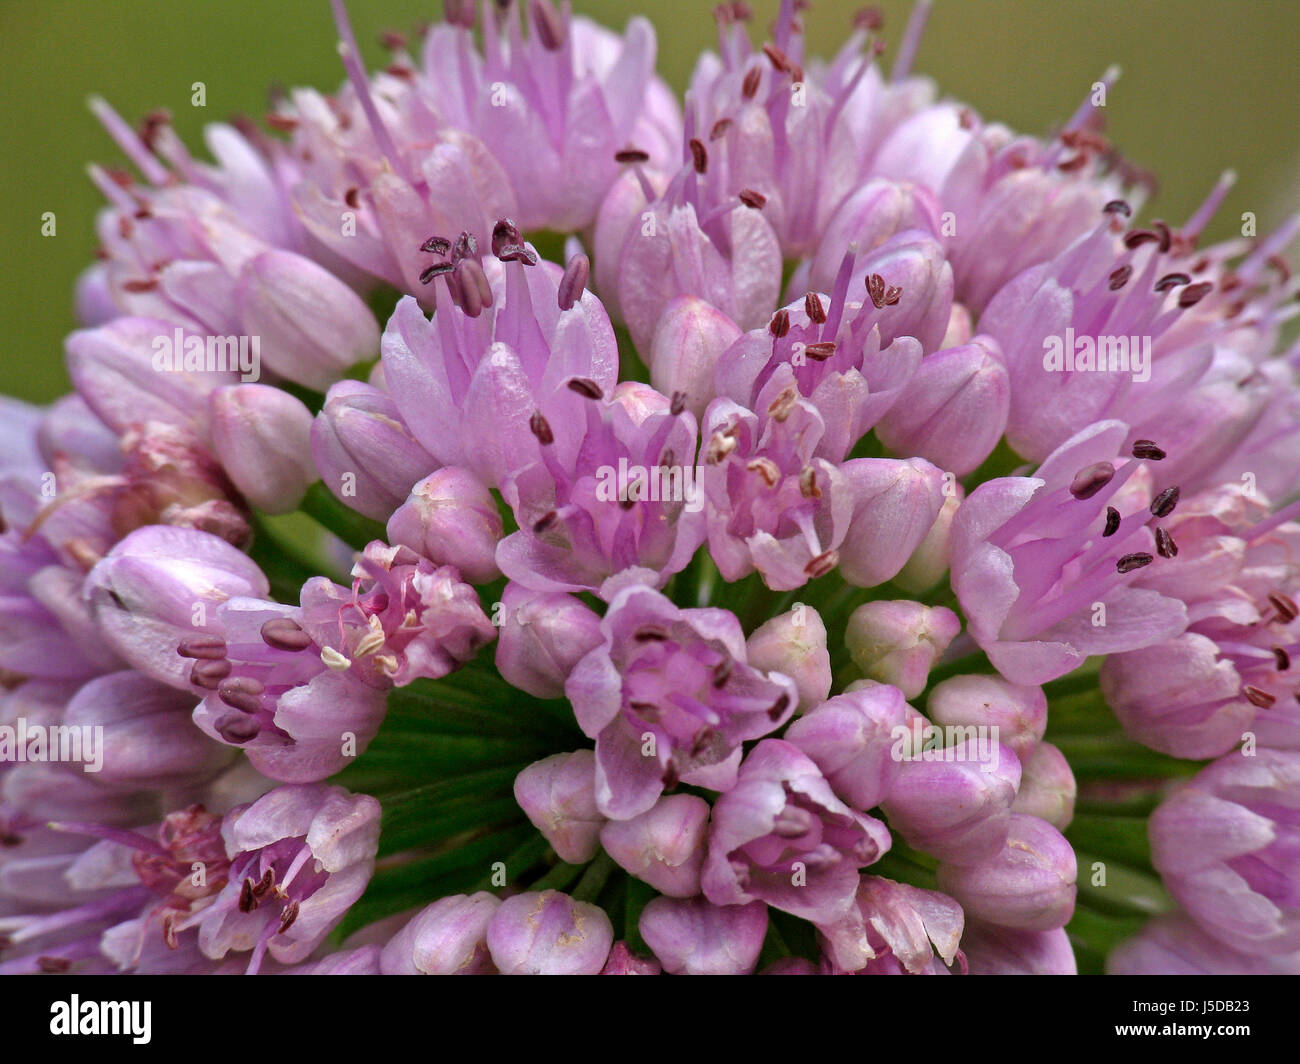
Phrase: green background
[{"left": 3, "top": 0, "right": 1297, "bottom": 403}]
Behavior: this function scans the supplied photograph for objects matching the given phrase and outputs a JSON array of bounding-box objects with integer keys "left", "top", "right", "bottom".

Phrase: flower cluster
[{"left": 3, "top": 0, "right": 1299, "bottom": 976}]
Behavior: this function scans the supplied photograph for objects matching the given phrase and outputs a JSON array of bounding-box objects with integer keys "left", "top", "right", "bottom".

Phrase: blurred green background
[{"left": 3, "top": 0, "right": 1298, "bottom": 403}]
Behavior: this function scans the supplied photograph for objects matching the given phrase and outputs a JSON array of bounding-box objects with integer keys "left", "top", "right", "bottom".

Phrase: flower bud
[
  {"left": 936, "top": 814, "right": 1078, "bottom": 931},
  {"left": 379, "top": 892, "right": 501, "bottom": 974},
  {"left": 927, "top": 673, "right": 1046, "bottom": 758},
  {"left": 235, "top": 250, "right": 380, "bottom": 390},
  {"left": 845, "top": 601, "right": 961, "bottom": 699},
  {"left": 638, "top": 896, "right": 768, "bottom": 975},
  {"left": 838, "top": 458, "right": 946, "bottom": 588},
  {"left": 84, "top": 525, "right": 269, "bottom": 690},
  {"left": 209, "top": 384, "right": 315, "bottom": 514},
  {"left": 1011, "top": 742, "right": 1076, "bottom": 830},
  {"left": 648, "top": 296, "right": 740, "bottom": 422},
  {"left": 882, "top": 737, "right": 1021, "bottom": 865},
  {"left": 785, "top": 685, "right": 910, "bottom": 812},
  {"left": 486, "top": 891, "right": 614, "bottom": 975},
  {"left": 62, "top": 670, "right": 234, "bottom": 787},
  {"left": 311, "top": 380, "right": 438, "bottom": 521},
  {"left": 387, "top": 468, "right": 502, "bottom": 584},
  {"left": 745, "top": 607, "right": 832, "bottom": 713},
  {"left": 513, "top": 750, "right": 606, "bottom": 865},
  {"left": 875, "top": 337, "right": 1010, "bottom": 475},
  {"left": 599, "top": 794, "right": 709, "bottom": 898},
  {"left": 495, "top": 584, "right": 604, "bottom": 699}
]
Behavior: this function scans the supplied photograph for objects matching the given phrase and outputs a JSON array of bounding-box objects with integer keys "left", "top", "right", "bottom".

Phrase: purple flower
[
  {"left": 599, "top": 793, "right": 710, "bottom": 897},
  {"left": 386, "top": 467, "right": 503, "bottom": 585},
  {"left": 817, "top": 874, "right": 964, "bottom": 974},
  {"left": 379, "top": 892, "right": 501, "bottom": 975},
  {"left": 1149, "top": 749, "right": 1300, "bottom": 956},
  {"left": 926, "top": 673, "right": 1048, "bottom": 759},
  {"left": 936, "top": 813, "right": 1078, "bottom": 931},
  {"left": 493, "top": 584, "right": 604, "bottom": 699},
  {"left": 701, "top": 739, "right": 891, "bottom": 925},
  {"left": 513, "top": 750, "right": 607, "bottom": 864},
  {"left": 638, "top": 895, "right": 767, "bottom": 975},
  {"left": 845, "top": 601, "right": 961, "bottom": 699},
  {"left": 208, "top": 384, "right": 315, "bottom": 514},
  {"left": 951, "top": 419, "right": 1188, "bottom": 684},
  {"left": 1011, "top": 742, "right": 1076, "bottom": 831},
  {"left": 194, "top": 784, "right": 381, "bottom": 973},
  {"left": 1108, "top": 912, "right": 1300, "bottom": 975},
  {"left": 565, "top": 584, "right": 797, "bottom": 819},
  {"left": 485, "top": 890, "right": 613, "bottom": 974},
  {"left": 961, "top": 921, "right": 1077, "bottom": 975},
  {"left": 744, "top": 606, "right": 832, "bottom": 713}
]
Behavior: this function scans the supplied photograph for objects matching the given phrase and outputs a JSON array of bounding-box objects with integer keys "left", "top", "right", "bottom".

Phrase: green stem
[
  {"left": 300, "top": 481, "right": 387, "bottom": 551},
  {"left": 571, "top": 852, "right": 617, "bottom": 903}
]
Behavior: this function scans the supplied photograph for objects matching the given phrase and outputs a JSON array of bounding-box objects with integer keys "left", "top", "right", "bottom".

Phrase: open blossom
[
  {"left": 565, "top": 584, "right": 797, "bottom": 819},
  {"left": 700, "top": 739, "right": 891, "bottom": 925},
  {"left": 951, "top": 419, "right": 1188, "bottom": 684}
]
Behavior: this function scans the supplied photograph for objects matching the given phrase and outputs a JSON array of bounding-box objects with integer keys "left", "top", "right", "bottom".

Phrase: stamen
[
  {"left": 190, "top": 659, "right": 232, "bottom": 690},
  {"left": 1131, "top": 439, "right": 1166, "bottom": 461},
  {"left": 804, "top": 292, "right": 827, "bottom": 324},
  {"left": 1177, "top": 282, "right": 1213, "bottom": 307},
  {"left": 1069, "top": 461, "right": 1116, "bottom": 500},
  {"left": 769, "top": 309, "right": 791, "bottom": 337},
  {"left": 614, "top": 147, "right": 650, "bottom": 164},
  {"left": 218, "top": 677, "right": 266, "bottom": 714},
  {"left": 1150, "top": 486, "right": 1180, "bottom": 518},
  {"left": 1102, "top": 506, "right": 1121, "bottom": 537},
  {"left": 529, "top": 0, "right": 566, "bottom": 51},
  {"left": 689, "top": 138, "right": 708, "bottom": 174},
  {"left": 1155, "top": 526, "right": 1178, "bottom": 558},
  {"left": 177, "top": 635, "right": 227, "bottom": 660},
  {"left": 1116, "top": 552, "right": 1154, "bottom": 573},
  {"left": 261, "top": 617, "right": 312, "bottom": 652},
  {"left": 738, "top": 188, "right": 767, "bottom": 209},
  {"left": 1267, "top": 592, "right": 1299, "bottom": 623},
  {"left": 1243, "top": 685, "right": 1276, "bottom": 709},
  {"left": 567, "top": 377, "right": 604, "bottom": 400},
  {"left": 557, "top": 254, "right": 590, "bottom": 310}
]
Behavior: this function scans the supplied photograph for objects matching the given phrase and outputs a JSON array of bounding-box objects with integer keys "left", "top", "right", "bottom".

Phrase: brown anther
[
  {"left": 768, "top": 692, "right": 791, "bottom": 722},
  {"left": 1150, "top": 486, "right": 1180, "bottom": 518},
  {"left": 1273, "top": 646, "right": 1291, "bottom": 671},
  {"left": 762, "top": 43, "right": 791, "bottom": 73},
  {"left": 799, "top": 467, "right": 820, "bottom": 498},
  {"left": 634, "top": 626, "right": 668, "bottom": 642},
  {"left": 419, "top": 262, "right": 454, "bottom": 284},
  {"left": 1132, "top": 439, "right": 1166, "bottom": 461},
  {"left": 1056, "top": 153, "right": 1088, "bottom": 173},
  {"left": 742, "top": 67, "right": 762, "bottom": 99},
  {"left": 178, "top": 635, "right": 228, "bottom": 660},
  {"left": 803, "top": 341, "right": 836, "bottom": 361},
  {"left": 122, "top": 278, "right": 158, "bottom": 293},
  {"left": 614, "top": 147, "right": 650, "bottom": 164},
  {"left": 747, "top": 457, "right": 781, "bottom": 487},
  {"left": 532, "top": 510, "right": 558, "bottom": 534},
  {"left": 689, "top": 138, "right": 708, "bottom": 174},
  {"left": 1267, "top": 592, "right": 1299, "bottom": 623},
  {"left": 1155, "top": 526, "right": 1178, "bottom": 558},
  {"left": 1102, "top": 505, "right": 1121, "bottom": 537},
  {"left": 1178, "top": 282, "right": 1213, "bottom": 308},
  {"left": 710, "top": 118, "right": 733, "bottom": 141},
  {"left": 712, "top": 659, "right": 733, "bottom": 688},
  {"left": 567, "top": 377, "right": 604, "bottom": 400},
  {"left": 529, "top": 411, "right": 554, "bottom": 445},
  {"left": 804, "top": 549, "right": 839, "bottom": 578},
  {"left": 1116, "top": 552, "right": 1154, "bottom": 573},
  {"left": 1069, "top": 461, "right": 1116, "bottom": 500},
  {"left": 421, "top": 235, "right": 452, "bottom": 255},
  {"left": 766, "top": 386, "right": 798, "bottom": 423},
  {"left": 866, "top": 273, "right": 887, "bottom": 309},
  {"left": 1123, "top": 229, "right": 1161, "bottom": 249},
  {"left": 1152, "top": 220, "right": 1172, "bottom": 253},
  {"left": 218, "top": 676, "right": 266, "bottom": 715},
  {"left": 238, "top": 878, "right": 258, "bottom": 913},
  {"left": 37, "top": 956, "right": 72, "bottom": 974},
  {"left": 1108, "top": 265, "right": 1132, "bottom": 290},
  {"left": 1103, "top": 200, "right": 1132, "bottom": 218},
  {"left": 344, "top": 187, "right": 360, "bottom": 209},
  {"left": 190, "top": 658, "right": 233, "bottom": 690},
  {"left": 253, "top": 868, "right": 275, "bottom": 898},
  {"left": 278, "top": 899, "right": 300, "bottom": 933},
  {"left": 1155, "top": 272, "right": 1191, "bottom": 293},
  {"left": 670, "top": 391, "right": 687, "bottom": 417},
  {"left": 261, "top": 617, "right": 312, "bottom": 652},
  {"left": 738, "top": 188, "right": 767, "bottom": 209},
  {"left": 804, "top": 292, "right": 826, "bottom": 324},
  {"left": 1243, "top": 685, "right": 1277, "bottom": 709}
]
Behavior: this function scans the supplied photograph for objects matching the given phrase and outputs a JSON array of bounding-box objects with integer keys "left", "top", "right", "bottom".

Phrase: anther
[
  {"left": 1267, "top": 592, "right": 1299, "bottom": 623},
  {"left": 1108, "top": 265, "right": 1132, "bottom": 290},
  {"left": 805, "top": 292, "right": 826, "bottom": 324},
  {"left": 614, "top": 147, "right": 650, "bottom": 164},
  {"left": 178, "top": 635, "right": 228, "bottom": 660},
  {"left": 1150, "top": 486, "right": 1180, "bottom": 518},
  {"left": 804, "top": 550, "right": 839, "bottom": 578},
  {"left": 529, "top": 411, "right": 554, "bottom": 445},
  {"left": 218, "top": 676, "right": 266, "bottom": 714},
  {"left": 1155, "top": 526, "right": 1178, "bottom": 558},
  {"left": 1102, "top": 506, "right": 1121, "bottom": 537},
  {"left": 1069, "top": 461, "right": 1115, "bottom": 499},
  {"left": 261, "top": 617, "right": 312, "bottom": 652},
  {"left": 190, "top": 658, "right": 232, "bottom": 690},
  {"left": 1155, "top": 272, "right": 1191, "bottom": 292},
  {"left": 769, "top": 308, "right": 791, "bottom": 337},
  {"left": 804, "top": 341, "right": 836, "bottom": 361},
  {"left": 557, "top": 254, "right": 590, "bottom": 310},
  {"left": 567, "top": 377, "right": 604, "bottom": 400},
  {"left": 1243, "top": 685, "right": 1276, "bottom": 709},
  {"left": 1131, "top": 439, "right": 1166, "bottom": 461},
  {"left": 690, "top": 138, "right": 708, "bottom": 174},
  {"left": 738, "top": 188, "right": 766, "bottom": 209},
  {"left": 1178, "top": 282, "right": 1213, "bottom": 307},
  {"left": 1116, "top": 552, "right": 1154, "bottom": 573}
]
